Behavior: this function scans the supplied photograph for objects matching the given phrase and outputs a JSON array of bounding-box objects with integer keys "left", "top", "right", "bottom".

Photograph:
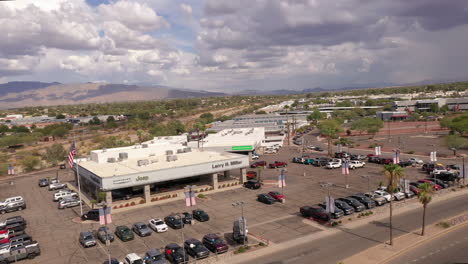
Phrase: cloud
[{"left": 180, "top": 3, "right": 192, "bottom": 16}]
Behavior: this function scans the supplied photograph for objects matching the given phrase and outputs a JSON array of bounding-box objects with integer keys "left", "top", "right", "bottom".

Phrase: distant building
[
  {"left": 376, "top": 111, "right": 409, "bottom": 121},
  {"left": 393, "top": 97, "right": 468, "bottom": 112}
]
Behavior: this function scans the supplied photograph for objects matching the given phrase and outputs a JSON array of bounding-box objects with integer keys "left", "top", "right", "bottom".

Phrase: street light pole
[
  {"left": 463, "top": 156, "right": 465, "bottom": 186},
  {"left": 232, "top": 201, "right": 246, "bottom": 245}
]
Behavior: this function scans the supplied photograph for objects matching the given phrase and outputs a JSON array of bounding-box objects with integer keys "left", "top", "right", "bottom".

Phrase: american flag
[
  {"left": 99, "top": 207, "right": 112, "bottom": 225},
  {"left": 393, "top": 150, "right": 400, "bottom": 164},
  {"left": 190, "top": 190, "right": 196, "bottom": 206},
  {"left": 185, "top": 191, "right": 191, "bottom": 207},
  {"left": 7, "top": 165, "right": 14, "bottom": 175},
  {"left": 278, "top": 174, "right": 286, "bottom": 188},
  {"left": 341, "top": 160, "right": 350, "bottom": 175},
  {"left": 185, "top": 189, "right": 196, "bottom": 207},
  {"left": 68, "top": 142, "right": 76, "bottom": 168}
]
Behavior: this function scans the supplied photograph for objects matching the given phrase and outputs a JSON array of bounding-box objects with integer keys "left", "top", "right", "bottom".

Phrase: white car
[
  {"left": 432, "top": 168, "right": 450, "bottom": 175},
  {"left": 124, "top": 253, "right": 143, "bottom": 264},
  {"left": 326, "top": 162, "right": 341, "bottom": 169},
  {"left": 252, "top": 154, "right": 260, "bottom": 160},
  {"left": 374, "top": 190, "right": 392, "bottom": 202},
  {"left": 349, "top": 161, "right": 365, "bottom": 169},
  {"left": 49, "top": 182, "right": 66, "bottom": 191},
  {"left": 0, "top": 196, "right": 24, "bottom": 207},
  {"left": 409, "top": 158, "right": 424, "bottom": 164},
  {"left": 393, "top": 191, "right": 406, "bottom": 201},
  {"left": 264, "top": 149, "right": 277, "bottom": 154},
  {"left": 53, "top": 191, "right": 78, "bottom": 202},
  {"left": 148, "top": 218, "right": 168, "bottom": 233}
]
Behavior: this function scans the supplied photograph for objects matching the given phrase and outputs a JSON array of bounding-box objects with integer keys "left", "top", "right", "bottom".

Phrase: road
[
  {"left": 387, "top": 223, "right": 468, "bottom": 264},
  {"left": 239, "top": 193, "right": 468, "bottom": 264}
]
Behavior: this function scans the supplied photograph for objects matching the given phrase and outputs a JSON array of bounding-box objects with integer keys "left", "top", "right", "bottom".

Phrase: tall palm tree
[
  {"left": 417, "top": 183, "right": 434, "bottom": 236},
  {"left": 383, "top": 164, "right": 405, "bottom": 246}
]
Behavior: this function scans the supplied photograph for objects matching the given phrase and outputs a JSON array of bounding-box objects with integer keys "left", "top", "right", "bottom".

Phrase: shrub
[
  {"left": 236, "top": 247, "right": 247, "bottom": 254},
  {"left": 125, "top": 203, "right": 129, "bottom": 207},
  {"left": 113, "top": 206, "right": 117, "bottom": 209},
  {"left": 119, "top": 204, "right": 124, "bottom": 208},
  {"left": 460, "top": 185, "right": 465, "bottom": 189},
  {"left": 368, "top": 143, "right": 383, "bottom": 148},
  {"left": 218, "top": 185, "right": 222, "bottom": 189},
  {"left": 130, "top": 202, "right": 135, "bottom": 206},
  {"left": 222, "top": 184, "right": 226, "bottom": 188},
  {"left": 406, "top": 150, "right": 415, "bottom": 154},
  {"left": 452, "top": 188, "right": 457, "bottom": 192},
  {"left": 258, "top": 242, "right": 266, "bottom": 247},
  {"left": 205, "top": 188, "right": 210, "bottom": 192},
  {"left": 198, "top": 194, "right": 206, "bottom": 199},
  {"left": 172, "top": 194, "right": 177, "bottom": 198},
  {"left": 437, "top": 221, "right": 451, "bottom": 228},
  {"left": 209, "top": 187, "right": 214, "bottom": 190},
  {"left": 348, "top": 218, "right": 352, "bottom": 221},
  {"left": 139, "top": 200, "right": 145, "bottom": 204}
]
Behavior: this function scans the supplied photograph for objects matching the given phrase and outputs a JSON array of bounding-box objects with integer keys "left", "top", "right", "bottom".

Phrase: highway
[
  {"left": 387, "top": 224, "right": 468, "bottom": 264},
  {"left": 239, "top": 193, "right": 468, "bottom": 264}
]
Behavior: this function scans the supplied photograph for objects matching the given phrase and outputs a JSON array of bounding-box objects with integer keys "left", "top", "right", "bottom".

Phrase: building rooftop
[
  {"left": 79, "top": 150, "right": 245, "bottom": 178},
  {"left": 199, "top": 128, "right": 264, "bottom": 148}
]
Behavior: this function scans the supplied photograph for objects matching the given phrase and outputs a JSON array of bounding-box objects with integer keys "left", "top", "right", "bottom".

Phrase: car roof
[
  {"left": 80, "top": 231, "right": 93, "bottom": 236},
  {"left": 126, "top": 253, "right": 141, "bottom": 260},
  {"left": 185, "top": 238, "right": 200, "bottom": 243},
  {"left": 166, "top": 243, "right": 180, "bottom": 249},
  {"left": 147, "top": 248, "right": 162, "bottom": 256},
  {"left": 203, "top": 233, "right": 219, "bottom": 239}
]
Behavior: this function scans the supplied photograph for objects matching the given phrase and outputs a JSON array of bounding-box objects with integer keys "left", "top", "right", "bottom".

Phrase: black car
[
  {"left": 338, "top": 197, "right": 365, "bottom": 212},
  {"left": 368, "top": 156, "right": 381, "bottom": 163},
  {"left": 38, "top": 178, "right": 49, "bottom": 187},
  {"left": 351, "top": 194, "right": 376, "bottom": 209},
  {"left": 317, "top": 203, "right": 344, "bottom": 219},
  {"left": 103, "top": 258, "right": 123, "bottom": 264},
  {"left": 292, "top": 157, "right": 303, "bottom": 163},
  {"left": 144, "top": 248, "right": 166, "bottom": 264},
  {"left": 398, "top": 160, "right": 413, "bottom": 167},
  {"left": 426, "top": 178, "right": 449, "bottom": 188},
  {"left": 81, "top": 209, "right": 99, "bottom": 221},
  {"left": 164, "top": 243, "right": 189, "bottom": 264},
  {"left": 313, "top": 157, "right": 330, "bottom": 167},
  {"left": 192, "top": 209, "right": 209, "bottom": 222},
  {"left": 202, "top": 234, "right": 229, "bottom": 254},
  {"left": 1, "top": 216, "right": 27, "bottom": 228},
  {"left": 181, "top": 212, "right": 193, "bottom": 224},
  {"left": 430, "top": 172, "right": 458, "bottom": 182},
  {"left": 257, "top": 194, "right": 277, "bottom": 204},
  {"left": 334, "top": 200, "right": 355, "bottom": 215},
  {"left": 299, "top": 206, "right": 331, "bottom": 222},
  {"left": 184, "top": 238, "right": 210, "bottom": 259},
  {"left": 164, "top": 215, "right": 184, "bottom": 229},
  {"left": 244, "top": 180, "right": 261, "bottom": 189},
  {"left": 0, "top": 201, "right": 26, "bottom": 214}
]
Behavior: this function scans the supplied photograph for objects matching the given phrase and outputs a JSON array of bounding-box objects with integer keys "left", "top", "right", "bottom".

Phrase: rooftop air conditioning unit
[
  {"left": 107, "top": 158, "right": 116, "bottom": 163},
  {"left": 142, "top": 144, "right": 149, "bottom": 148},
  {"left": 137, "top": 159, "right": 149, "bottom": 166},
  {"left": 166, "top": 155, "right": 178, "bottom": 162},
  {"left": 119, "top": 152, "right": 128, "bottom": 160},
  {"left": 183, "top": 147, "right": 192, "bottom": 152},
  {"left": 102, "top": 148, "right": 107, "bottom": 153},
  {"left": 150, "top": 159, "right": 159, "bottom": 164},
  {"left": 166, "top": 150, "right": 174, "bottom": 155},
  {"left": 177, "top": 149, "right": 184, "bottom": 154}
]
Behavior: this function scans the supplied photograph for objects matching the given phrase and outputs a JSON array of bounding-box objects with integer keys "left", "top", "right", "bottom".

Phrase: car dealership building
[{"left": 74, "top": 134, "right": 251, "bottom": 205}]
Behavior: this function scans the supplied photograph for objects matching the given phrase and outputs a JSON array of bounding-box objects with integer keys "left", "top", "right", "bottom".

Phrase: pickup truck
[
  {"left": 0, "top": 240, "right": 41, "bottom": 262},
  {"left": 268, "top": 161, "right": 287, "bottom": 168}
]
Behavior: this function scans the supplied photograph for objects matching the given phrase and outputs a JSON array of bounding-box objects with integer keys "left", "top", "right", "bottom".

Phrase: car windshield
[
  {"left": 155, "top": 221, "right": 164, "bottom": 225},
  {"left": 139, "top": 224, "right": 148, "bottom": 229},
  {"left": 84, "top": 235, "right": 93, "bottom": 240},
  {"left": 133, "top": 260, "right": 143, "bottom": 264},
  {"left": 148, "top": 254, "right": 163, "bottom": 260},
  {"left": 213, "top": 238, "right": 224, "bottom": 244}
]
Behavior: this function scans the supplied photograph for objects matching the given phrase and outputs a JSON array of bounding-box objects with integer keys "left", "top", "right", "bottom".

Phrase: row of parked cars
[
  {"left": 0, "top": 216, "right": 41, "bottom": 263},
  {"left": 38, "top": 178, "right": 84, "bottom": 209},
  {"left": 292, "top": 156, "right": 366, "bottom": 169}
]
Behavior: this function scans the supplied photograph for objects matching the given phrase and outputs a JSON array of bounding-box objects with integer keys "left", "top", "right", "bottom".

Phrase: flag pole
[{"left": 74, "top": 134, "right": 84, "bottom": 217}]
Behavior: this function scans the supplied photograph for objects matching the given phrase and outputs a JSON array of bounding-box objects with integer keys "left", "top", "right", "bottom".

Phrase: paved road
[
  {"left": 388, "top": 224, "right": 468, "bottom": 264},
  {"left": 240, "top": 193, "right": 468, "bottom": 264}
]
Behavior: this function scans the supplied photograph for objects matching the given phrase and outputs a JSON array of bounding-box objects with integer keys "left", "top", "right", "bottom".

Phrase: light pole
[
  {"left": 232, "top": 201, "right": 246, "bottom": 245},
  {"left": 175, "top": 214, "right": 186, "bottom": 261},
  {"left": 463, "top": 156, "right": 465, "bottom": 186}
]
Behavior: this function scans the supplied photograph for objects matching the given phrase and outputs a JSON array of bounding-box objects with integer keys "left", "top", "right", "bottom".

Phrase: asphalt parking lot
[{"left": 0, "top": 132, "right": 462, "bottom": 264}]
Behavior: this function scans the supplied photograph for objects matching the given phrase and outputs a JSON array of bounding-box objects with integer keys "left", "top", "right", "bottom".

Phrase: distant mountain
[
  {"left": 234, "top": 87, "right": 326, "bottom": 95},
  {"left": 0, "top": 82, "right": 226, "bottom": 109}
]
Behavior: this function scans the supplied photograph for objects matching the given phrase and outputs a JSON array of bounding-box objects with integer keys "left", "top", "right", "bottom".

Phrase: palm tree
[
  {"left": 417, "top": 183, "right": 434, "bottom": 236},
  {"left": 383, "top": 164, "right": 405, "bottom": 246}
]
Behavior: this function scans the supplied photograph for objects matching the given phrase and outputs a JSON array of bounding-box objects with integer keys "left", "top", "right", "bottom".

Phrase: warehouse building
[{"left": 208, "top": 113, "right": 308, "bottom": 133}]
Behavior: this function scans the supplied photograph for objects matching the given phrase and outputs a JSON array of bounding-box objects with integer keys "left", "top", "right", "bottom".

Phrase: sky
[{"left": 1, "top": 0, "right": 468, "bottom": 92}]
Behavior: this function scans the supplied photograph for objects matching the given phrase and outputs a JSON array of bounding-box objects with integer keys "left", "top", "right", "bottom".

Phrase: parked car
[
  {"left": 337, "top": 198, "right": 365, "bottom": 212},
  {"left": 405, "top": 190, "right": 416, "bottom": 198},
  {"left": 268, "top": 161, "right": 287, "bottom": 168},
  {"left": 192, "top": 209, "right": 210, "bottom": 222},
  {"left": 144, "top": 248, "right": 167, "bottom": 264},
  {"left": 181, "top": 212, "right": 193, "bottom": 224},
  {"left": 0, "top": 240, "right": 40, "bottom": 263},
  {"left": 303, "top": 158, "right": 316, "bottom": 165},
  {"left": 299, "top": 206, "right": 331, "bottom": 222},
  {"left": 58, "top": 198, "right": 81, "bottom": 209},
  {"left": 326, "top": 161, "right": 341, "bottom": 169},
  {"left": 103, "top": 258, "right": 123, "bottom": 264},
  {"left": 246, "top": 171, "right": 257, "bottom": 179},
  {"left": 351, "top": 194, "right": 376, "bottom": 209},
  {"left": 335, "top": 152, "right": 350, "bottom": 158},
  {"left": 0, "top": 196, "right": 24, "bottom": 207},
  {"left": 232, "top": 218, "right": 248, "bottom": 244},
  {"left": 38, "top": 178, "right": 49, "bottom": 187},
  {"left": 124, "top": 253, "right": 143, "bottom": 264},
  {"left": 184, "top": 238, "right": 210, "bottom": 259},
  {"left": 0, "top": 216, "right": 27, "bottom": 229},
  {"left": 202, "top": 234, "right": 229, "bottom": 254},
  {"left": 53, "top": 191, "right": 78, "bottom": 202},
  {"left": 0, "top": 200, "right": 26, "bottom": 214},
  {"left": 374, "top": 190, "right": 392, "bottom": 202},
  {"left": 8, "top": 234, "right": 32, "bottom": 245},
  {"left": 79, "top": 231, "right": 97, "bottom": 248},
  {"left": 251, "top": 153, "right": 260, "bottom": 160},
  {"left": 350, "top": 154, "right": 366, "bottom": 160},
  {"left": 257, "top": 194, "right": 277, "bottom": 204},
  {"left": 132, "top": 222, "right": 152, "bottom": 237},
  {"left": 393, "top": 191, "right": 406, "bottom": 201},
  {"left": 446, "top": 164, "right": 461, "bottom": 175},
  {"left": 313, "top": 157, "right": 330, "bottom": 167},
  {"left": 317, "top": 203, "right": 344, "bottom": 219},
  {"left": 115, "top": 226, "right": 134, "bottom": 242},
  {"left": 398, "top": 160, "right": 413, "bottom": 167},
  {"left": 48, "top": 182, "right": 66, "bottom": 191},
  {"left": 250, "top": 161, "right": 267, "bottom": 168},
  {"left": 364, "top": 193, "right": 386, "bottom": 206},
  {"left": 164, "top": 215, "right": 184, "bottom": 229},
  {"left": 417, "top": 180, "right": 442, "bottom": 191},
  {"left": 81, "top": 209, "right": 100, "bottom": 221},
  {"left": 264, "top": 149, "right": 277, "bottom": 154},
  {"left": 164, "top": 243, "right": 189, "bottom": 264},
  {"left": 368, "top": 156, "right": 381, "bottom": 163},
  {"left": 409, "top": 158, "right": 424, "bottom": 164},
  {"left": 148, "top": 218, "right": 168, "bottom": 233},
  {"left": 292, "top": 157, "right": 303, "bottom": 163},
  {"left": 426, "top": 178, "right": 449, "bottom": 189},
  {"left": 349, "top": 160, "right": 365, "bottom": 169},
  {"left": 268, "top": 191, "right": 285, "bottom": 202},
  {"left": 409, "top": 185, "right": 421, "bottom": 195},
  {"left": 379, "top": 158, "right": 393, "bottom": 165},
  {"left": 96, "top": 226, "right": 114, "bottom": 243},
  {"left": 243, "top": 180, "right": 261, "bottom": 189},
  {"left": 431, "top": 171, "right": 458, "bottom": 182},
  {"left": 334, "top": 200, "right": 355, "bottom": 215}
]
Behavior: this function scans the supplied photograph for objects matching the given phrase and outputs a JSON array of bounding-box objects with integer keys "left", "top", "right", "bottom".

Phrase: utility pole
[{"left": 463, "top": 156, "right": 465, "bottom": 186}]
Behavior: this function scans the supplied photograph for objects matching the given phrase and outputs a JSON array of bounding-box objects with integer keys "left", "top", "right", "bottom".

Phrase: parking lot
[{"left": 0, "top": 131, "right": 463, "bottom": 264}]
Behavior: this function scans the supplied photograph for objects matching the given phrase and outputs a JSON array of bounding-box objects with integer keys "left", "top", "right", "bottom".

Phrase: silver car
[
  {"left": 132, "top": 222, "right": 152, "bottom": 237},
  {"left": 58, "top": 198, "right": 81, "bottom": 209},
  {"left": 79, "top": 231, "right": 96, "bottom": 248}
]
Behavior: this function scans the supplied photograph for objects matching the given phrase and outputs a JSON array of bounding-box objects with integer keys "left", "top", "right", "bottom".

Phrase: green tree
[
  {"left": 0, "top": 124, "right": 9, "bottom": 133},
  {"left": 89, "top": 116, "right": 101, "bottom": 125},
  {"left": 384, "top": 164, "right": 405, "bottom": 246},
  {"left": 107, "top": 116, "right": 115, "bottom": 122},
  {"left": 199, "top": 113, "right": 214, "bottom": 124},
  {"left": 440, "top": 113, "right": 468, "bottom": 135},
  {"left": 44, "top": 144, "right": 67, "bottom": 166},
  {"left": 445, "top": 135, "right": 467, "bottom": 155},
  {"left": 351, "top": 118, "right": 384, "bottom": 137},
  {"left": 255, "top": 110, "right": 267, "bottom": 115},
  {"left": 417, "top": 183, "right": 434, "bottom": 236},
  {"left": 318, "top": 119, "right": 343, "bottom": 157},
  {"left": 167, "top": 120, "right": 186, "bottom": 135},
  {"left": 11, "top": 126, "right": 30, "bottom": 133},
  {"left": 51, "top": 127, "right": 69, "bottom": 138},
  {"left": 22, "top": 155, "right": 40, "bottom": 172},
  {"left": 56, "top": 114, "right": 66, "bottom": 119},
  {"left": 307, "top": 109, "right": 324, "bottom": 124}
]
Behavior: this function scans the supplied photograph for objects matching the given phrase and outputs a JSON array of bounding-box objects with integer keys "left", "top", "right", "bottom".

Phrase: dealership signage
[
  {"left": 231, "top": 145, "right": 253, "bottom": 151},
  {"left": 212, "top": 160, "right": 243, "bottom": 169}
]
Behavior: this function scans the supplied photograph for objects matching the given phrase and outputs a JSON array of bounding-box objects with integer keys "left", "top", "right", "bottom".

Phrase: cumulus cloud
[{"left": 180, "top": 3, "right": 192, "bottom": 16}]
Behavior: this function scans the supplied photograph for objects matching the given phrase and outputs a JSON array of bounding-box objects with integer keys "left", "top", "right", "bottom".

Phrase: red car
[
  {"left": 246, "top": 171, "right": 257, "bottom": 179},
  {"left": 268, "top": 191, "right": 285, "bottom": 202},
  {"left": 417, "top": 180, "right": 442, "bottom": 191},
  {"left": 250, "top": 161, "right": 267, "bottom": 168},
  {"left": 269, "top": 161, "right": 287, "bottom": 168},
  {"left": 409, "top": 185, "right": 421, "bottom": 195}
]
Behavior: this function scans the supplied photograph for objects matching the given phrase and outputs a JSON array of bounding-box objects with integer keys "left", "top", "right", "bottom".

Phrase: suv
[
  {"left": 192, "top": 209, "right": 209, "bottom": 222},
  {"left": 317, "top": 203, "right": 344, "bottom": 219},
  {"left": 232, "top": 218, "right": 248, "bottom": 244},
  {"left": 351, "top": 194, "right": 376, "bottom": 209},
  {"left": 132, "top": 223, "right": 152, "bottom": 237},
  {"left": 38, "top": 178, "right": 49, "bottom": 187},
  {"left": 53, "top": 191, "right": 78, "bottom": 202},
  {"left": 244, "top": 180, "right": 261, "bottom": 189},
  {"left": 149, "top": 218, "right": 168, "bottom": 233},
  {"left": 0, "top": 216, "right": 27, "bottom": 229},
  {"left": 164, "top": 215, "right": 184, "bottom": 229},
  {"left": 202, "top": 234, "right": 228, "bottom": 254},
  {"left": 299, "top": 206, "right": 331, "bottom": 222},
  {"left": 364, "top": 193, "right": 386, "bottom": 206},
  {"left": 81, "top": 209, "right": 99, "bottom": 221},
  {"left": 0, "top": 200, "right": 26, "bottom": 214},
  {"left": 164, "top": 243, "right": 189, "bottom": 264},
  {"left": 184, "top": 238, "right": 210, "bottom": 259},
  {"left": 334, "top": 200, "right": 355, "bottom": 215},
  {"left": 250, "top": 161, "right": 267, "bottom": 168},
  {"left": 58, "top": 198, "right": 81, "bottom": 209},
  {"left": 349, "top": 160, "right": 365, "bottom": 169},
  {"left": 337, "top": 198, "right": 365, "bottom": 212},
  {"left": 268, "top": 161, "right": 287, "bottom": 168},
  {"left": 313, "top": 157, "right": 330, "bottom": 167},
  {"left": 181, "top": 212, "right": 193, "bottom": 224},
  {"left": 115, "top": 226, "right": 134, "bottom": 242},
  {"left": 79, "top": 231, "right": 96, "bottom": 248},
  {"left": 124, "top": 253, "right": 143, "bottom": 264},
  {"left": 144, "top": 249, "right": 167, "bottom": 264},
  {"left": 326, "top": 161, "right": 341, "bottom": 169},
  {"left": 335, "top": 152, "right": 350, "bottom": 158},
  {"left": 48, "top": 182, "right": 66, "bottom": 191},
  {"left": 0, "top": 196, "right": 24, "bottom": 207},
  {"left": 96, "top": 226, "right": 114, "bottom": 243}
]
